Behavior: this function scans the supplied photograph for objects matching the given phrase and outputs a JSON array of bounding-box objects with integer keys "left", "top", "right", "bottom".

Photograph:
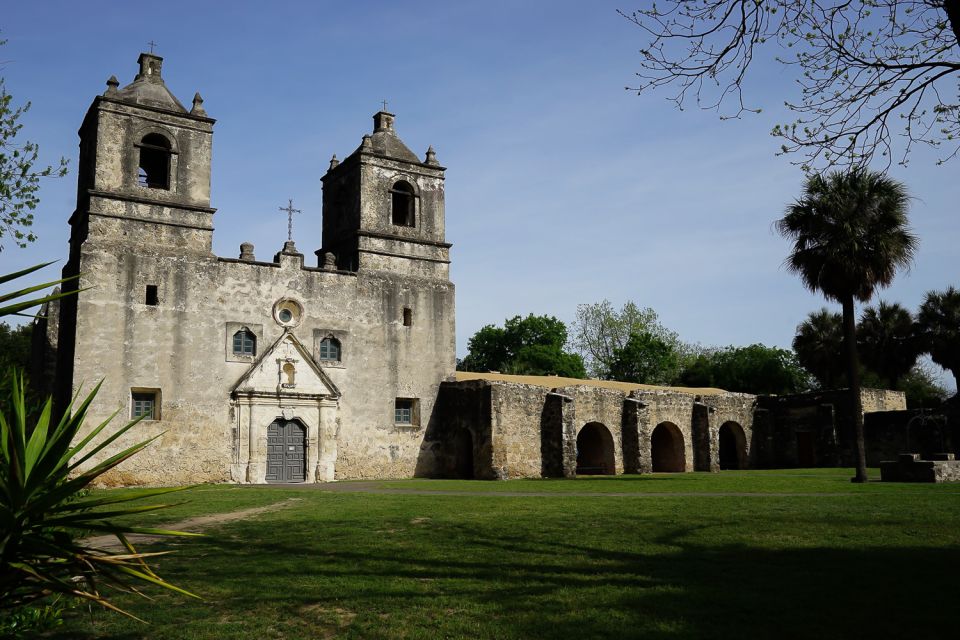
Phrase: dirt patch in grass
[{"left": 83, "top": 497, "right": 303, "bottom": 551}]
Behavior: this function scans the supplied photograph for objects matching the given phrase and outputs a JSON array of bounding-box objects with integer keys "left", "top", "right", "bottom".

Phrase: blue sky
[{"left": 3, "top": 1, "right": 957, "bottom": 390}]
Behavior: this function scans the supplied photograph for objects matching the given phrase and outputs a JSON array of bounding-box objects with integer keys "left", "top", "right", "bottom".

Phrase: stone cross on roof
[{"left": 279, "top": 199, "right": 301, "bottom": 243}]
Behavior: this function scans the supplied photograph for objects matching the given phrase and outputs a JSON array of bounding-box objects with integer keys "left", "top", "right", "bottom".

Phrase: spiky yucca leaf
[
  {"left": 0, "top": 262, "right": 80, "bottom": 318},
  {"left": 0, "top": 371, "right": 200, "bottom": 618}
]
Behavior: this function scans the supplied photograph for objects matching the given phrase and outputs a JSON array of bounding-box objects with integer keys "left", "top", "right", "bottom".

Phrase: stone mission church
[
  {"left": 42, "top": 52, "right": 455, "bottom": 485},
  {"left": 38, "top": 53, "right": 915, "bottom": 486}
]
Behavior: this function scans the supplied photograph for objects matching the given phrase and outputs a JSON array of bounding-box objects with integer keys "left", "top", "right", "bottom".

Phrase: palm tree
[
  {"left": 793, "top": 308, "right": 845, "bottom": 389},
  {"left": 776, "top": 169, "right": 917, "bottom": 482},
  {"left": 917, "top": 286, "right": 960, "bottom": 398},
  {"left": 858, "top": 301, "right": 920, "bottom": 389}
]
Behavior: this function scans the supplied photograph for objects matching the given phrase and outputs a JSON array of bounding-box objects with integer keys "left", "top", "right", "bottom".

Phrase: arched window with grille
[
  {"left": 232, "top": 329, "right": 256, "bottom": 357},
  {"left": 319, "top": 336, "right": 341, "bottom": 362}
]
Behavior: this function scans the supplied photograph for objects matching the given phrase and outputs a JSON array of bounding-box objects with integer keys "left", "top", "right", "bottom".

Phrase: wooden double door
[{"left": 265, "top": 419, "right": 306, "bottom": 483}]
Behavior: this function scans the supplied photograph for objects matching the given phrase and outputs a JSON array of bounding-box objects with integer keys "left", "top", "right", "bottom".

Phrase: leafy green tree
[
  {"left": 572, "top": 300, "right": 682, "bottom": 379},
  {"left": 0, "top": 322, "right": 30, "bottom": 374},
  {"left": 793, "top": 309, "right": 845, "bottom": 390},
  {"left": 0, "top": 43, "right": 68, "bottom": 251},
  {"left": 460, "top": 314, "right": 585, "bottom": 378},
  {"left": 678, "top": 344, "right": 812, "bottom": 395},
  {"left": 917, "top": 286, "right": 960, "bottom": 396},
  {"left": 897, "top": 363, "right": 949, "bottom": 409},
  {"left": 857, "top": 301, "right": 920, "bottom": 389},
  {"left": 620, "top": 1, "right": 960, "bottom": 168},
  {"left": 776, "top": 168, "right": 917, "bottom": 482},
  {"left": 608, "top": 331, "right": 681, "bottom": 385}
]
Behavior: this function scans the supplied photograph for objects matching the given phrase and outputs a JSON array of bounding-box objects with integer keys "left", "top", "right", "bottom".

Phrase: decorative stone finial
[
  {"left": 191, "top": 92, "right": 207, "bottom": 116},
  {"left": 239, "top": 242, "right": 255, "bottom": 261},
  {"left": 323, "top": 251, "right": 337, "bottom": 271},
  {"left": 281, "top": 239, "right": 300, "bottom": 255},
  {"left": 328, "top": 154, "right": 339, "bottom": 170},
  {"left": 425, "top": 145, "right": 438, "bottom": 165},
  {"left": 361, "top": 134, "right": 373, "bottom": 150},
  {"left": 104, "top": 75, "right": 120, "bottom": 96}
]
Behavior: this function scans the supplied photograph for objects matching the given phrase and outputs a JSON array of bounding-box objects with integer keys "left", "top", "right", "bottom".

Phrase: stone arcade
[{"left": 36, "top": 53, "right": 926, "bottom": 485}]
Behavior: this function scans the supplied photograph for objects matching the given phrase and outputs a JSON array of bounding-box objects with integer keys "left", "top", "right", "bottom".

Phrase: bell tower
[
  {"left": 320, "top": 110, "right": 450, "bottom": 279},
  {"left": 55, "top": 52, "right": 216, "bottom": 413},
  {"left": 69, "top": 52, "right": 216, "bottom": 260}
]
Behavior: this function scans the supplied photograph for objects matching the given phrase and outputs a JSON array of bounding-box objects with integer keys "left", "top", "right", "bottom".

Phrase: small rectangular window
[
  {"left": 131, "top": 390, "right": 160, "bottom": 420},
  {"left": 394, "top": 398, "right": 419, "bottom": 426},
  {"left": 403, "top": 307, "right": 412, "bottom": 327},
  {"left": 145, "top": 285, "right": 158, "bottom": 306}
]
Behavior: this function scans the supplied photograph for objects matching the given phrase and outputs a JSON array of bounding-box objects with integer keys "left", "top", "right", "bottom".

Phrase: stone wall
[
  {"left": 632, "top": 390, "right": 695, "bottom": 473},
  {"left": 755, "top": 388, "right": 909, "bottom": 468},
  {"left": 489, "top": 382, "right": 551, "bottom": 479},
  {"left": 434, "top": 379, "right": 758, "bottom": 478},
  {"left": 700, "top": 393, "right": 756, "bottom": 470},
  {"left": 558, "top": 385, "right": 627, "bottom": 475}
]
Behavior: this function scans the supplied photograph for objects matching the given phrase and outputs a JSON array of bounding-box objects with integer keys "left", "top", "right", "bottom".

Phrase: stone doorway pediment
[{"left": 231, "top": 330, "right": 341, "bottom": 400}]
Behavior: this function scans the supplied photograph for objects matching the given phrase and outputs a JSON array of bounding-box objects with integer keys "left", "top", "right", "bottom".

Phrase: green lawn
[{"left": 49, "top": 470, "right": 960, "bottom": 639}]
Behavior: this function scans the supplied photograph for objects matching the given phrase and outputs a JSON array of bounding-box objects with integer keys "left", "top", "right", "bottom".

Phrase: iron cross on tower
[
  {"left": 279, "top": 199, "right": 301, "bottom": 243},
  {"left": 147, "top": 40, "right": 158, "bottom": 53}
]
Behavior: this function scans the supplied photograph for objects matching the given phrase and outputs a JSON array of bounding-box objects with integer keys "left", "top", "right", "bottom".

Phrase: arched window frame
[
  {"left": 389, "top": 180, "right": 417, "bottom": 227},
  {"left": 232, "top": 328, "right": 257, "bottom": 357},
  {"left": 318, "top": 336, "right": 342, "bottom": 362}
]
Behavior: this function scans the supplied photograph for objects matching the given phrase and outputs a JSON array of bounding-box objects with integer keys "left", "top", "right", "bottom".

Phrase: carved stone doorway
[{"left": 265, "top": 419, "right": 306, "bottom": 483}]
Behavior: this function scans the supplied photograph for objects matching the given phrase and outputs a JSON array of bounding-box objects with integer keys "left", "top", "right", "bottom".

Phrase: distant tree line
[{"left": 458, "top": 293, "right": 956, "bottom": 407}]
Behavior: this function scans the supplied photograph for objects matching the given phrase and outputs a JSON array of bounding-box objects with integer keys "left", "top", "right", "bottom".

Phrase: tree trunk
[
  {"left": 842, "top": 296, "right": 868, "bottom": 483},
  {"left": 944, "top": 0, "right": 960, "bottom": 49}
]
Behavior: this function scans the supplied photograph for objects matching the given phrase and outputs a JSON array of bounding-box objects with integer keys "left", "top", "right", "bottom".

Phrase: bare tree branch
[{"left": 621, "top": 1, "right": 960, "bottom": 169}]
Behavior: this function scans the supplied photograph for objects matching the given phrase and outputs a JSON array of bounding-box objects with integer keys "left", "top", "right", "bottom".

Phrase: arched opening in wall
[
  {"left": 265, "top": 419, "right": 306, "bottom": 483},
  {"left": 137, "top": 133, "right": 172, "bottom": 189},
  {"left": 453, "top": 427, "right": 474, "bottom": 479},
  {"left": 651, "top": 422, "right": 685, "bottom": 472},
  {"left": 391, "top": 180, "right": 415, "bottom": 227},
  {"left": 718, "top": 421, "right": 747, "bottom": 470},
  {"left": 576, "top": 422, "right": 615, "bottom": 475}
]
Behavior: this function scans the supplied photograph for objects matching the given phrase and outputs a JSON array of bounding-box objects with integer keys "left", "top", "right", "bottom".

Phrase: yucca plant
[
  {"left": 0, "top": 372, "right": 201, "bottom": 618},
  {"left": 1, "top": 263, "right": 199, "bottom": 621}
]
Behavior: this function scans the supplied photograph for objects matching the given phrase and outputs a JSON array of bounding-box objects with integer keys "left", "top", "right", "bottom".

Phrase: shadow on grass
[{"left": 51, "top": 515, "right": 959, "bottom": 640}]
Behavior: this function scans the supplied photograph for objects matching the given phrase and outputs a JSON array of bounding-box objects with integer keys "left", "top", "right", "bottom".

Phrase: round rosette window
[{"left": 273, "top": 298, "right": 304, "bottom": 328}]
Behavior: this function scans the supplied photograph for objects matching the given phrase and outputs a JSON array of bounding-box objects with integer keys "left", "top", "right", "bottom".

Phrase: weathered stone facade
[
  {"left": 41, "top": 53, "right": 455, "bottom": 485},
  {"left": 427, "top": 374, "right": 756, "bottom": 479}
]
